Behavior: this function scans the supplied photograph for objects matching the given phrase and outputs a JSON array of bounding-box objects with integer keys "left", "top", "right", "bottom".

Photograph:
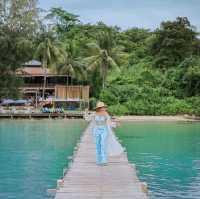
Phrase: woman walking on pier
[{"left": 92, "top": 102, "right": 124, "bottom": 166}]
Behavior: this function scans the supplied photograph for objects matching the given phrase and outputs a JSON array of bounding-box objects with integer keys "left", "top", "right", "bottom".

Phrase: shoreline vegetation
[{"left": 0, "top": 1, "right": 200, "bottom": 116}]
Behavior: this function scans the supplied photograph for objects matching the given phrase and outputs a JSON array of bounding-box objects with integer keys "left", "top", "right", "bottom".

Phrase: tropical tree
[
  {"left": 84, "top": 30, "right": 122, "bottom": 89},
  {"left": 57, "top": 40, "right": 87, "bottom": 82},
  {"left": 0, "top": 0, "right": 39, "bottom": 98},
  {"left": 7, "top": 0, "right": 40, "bottom": 36},
  {"left": 46, "top": 7, "right": 80, "bottom": 38},
  {"left": 180, "top": 57, "right": 200, "bottom": 96},
  {"left": 35, "top": 33, "right": 61, "bottom": 98},
  {"left": 118, "top": 28, "right": 151, "bottom": 53},
  {"left": 150, "top": 17, "right": 198, "bottom": 68}
]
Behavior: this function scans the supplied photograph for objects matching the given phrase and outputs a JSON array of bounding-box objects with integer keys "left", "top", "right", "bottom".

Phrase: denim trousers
[{"left": 93, "top": 126, "right": 108, "bottom": 164}]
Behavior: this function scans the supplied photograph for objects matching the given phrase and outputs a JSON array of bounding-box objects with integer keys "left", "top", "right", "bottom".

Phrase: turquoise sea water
[
  {"left": 0, "top": 120, "right": 87, "bottom": 199},
  {"left": 116, "top": 121, "right": 200, "bottom": 199}
]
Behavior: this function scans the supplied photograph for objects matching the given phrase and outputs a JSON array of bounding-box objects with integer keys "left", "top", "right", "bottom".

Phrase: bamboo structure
[{"left": 55, "top": 85, "right": 89, "bottom": 101}]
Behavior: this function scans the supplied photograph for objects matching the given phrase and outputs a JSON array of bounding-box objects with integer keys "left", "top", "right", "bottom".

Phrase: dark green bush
[
  {"left": 159, "top": 97, "right": 192, "bottom": 115},
  {"left": 108, "top": 104, "right": 129, "bottom": 116}
]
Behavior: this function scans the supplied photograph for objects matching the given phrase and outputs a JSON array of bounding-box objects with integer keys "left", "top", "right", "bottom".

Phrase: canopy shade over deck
[
  {"left": 1, "top": 99, "right": 31, "bottom": 105},
  {"left": 40, "top": 98, "right": 82, "bottom": 102},
  {"left": 23, "top": 60, "right": 42, "bottom": 66},
  {"left": 1, "top": 99, "right": 15, "bottom": 105}
]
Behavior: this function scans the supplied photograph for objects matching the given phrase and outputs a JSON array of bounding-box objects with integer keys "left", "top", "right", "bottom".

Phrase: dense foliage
[
  {"left": 0, "top": 0, "right": 40, "bottom": 98},
  {"left": 0, "top": 1, "right": 200, "bottom": 115}
]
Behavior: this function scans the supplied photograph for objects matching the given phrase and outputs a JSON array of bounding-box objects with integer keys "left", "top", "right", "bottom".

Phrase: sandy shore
[{"left": 115, "top": 115, "right": 200, "bottom": 122}]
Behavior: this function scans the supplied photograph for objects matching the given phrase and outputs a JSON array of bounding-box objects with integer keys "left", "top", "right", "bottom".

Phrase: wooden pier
[
  {"left": 0, "top": 112, "right": 84, "bottom": 119},
  {"left": 54, "top": 123, "right": 148, "bottom": 199}
]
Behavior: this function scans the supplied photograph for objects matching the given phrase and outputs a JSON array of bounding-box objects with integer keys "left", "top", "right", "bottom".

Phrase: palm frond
[
  {"left": 83, "top": 55, "right": 100, "bottom": 66},
  {"left": 86, "top": 42, "right": 101, "bottom": 55},
  {"left": 87, "top": 60, "right": 100, "bottom": 72}
]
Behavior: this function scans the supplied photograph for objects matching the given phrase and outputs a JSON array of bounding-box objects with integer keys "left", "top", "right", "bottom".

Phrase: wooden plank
[{"left": 54, "top": 123, "right": 148, "bottom": 199}]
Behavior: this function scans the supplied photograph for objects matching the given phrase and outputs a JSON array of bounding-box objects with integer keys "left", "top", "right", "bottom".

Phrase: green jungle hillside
[{"left": 0, "top": 1, "right": 200, "bottom": 115}]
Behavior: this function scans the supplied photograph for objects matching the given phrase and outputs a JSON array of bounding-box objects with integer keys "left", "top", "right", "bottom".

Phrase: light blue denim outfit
[{"left": 93, "top": 115, "right": 109, "bottom": 165}]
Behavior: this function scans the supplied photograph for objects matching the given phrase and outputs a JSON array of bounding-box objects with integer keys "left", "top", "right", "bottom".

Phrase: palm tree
[
  {"left": 35, "top": 35, "right": 61, "bottom": 99},
  {"left": 57, "top": 40, "right": 87, "bottom": 83},
  {"left": 84, "top": 31, "right": 124, "bottom": 89}
]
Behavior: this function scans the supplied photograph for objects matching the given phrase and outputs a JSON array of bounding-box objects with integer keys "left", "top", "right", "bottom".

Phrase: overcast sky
[{"left": 39, "top": 0, "right": 200, "bottom": 31}]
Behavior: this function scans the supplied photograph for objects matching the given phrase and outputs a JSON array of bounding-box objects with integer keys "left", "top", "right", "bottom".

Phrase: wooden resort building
[{"left": 16, "top": 60, "right": 89, "bottom": 110}]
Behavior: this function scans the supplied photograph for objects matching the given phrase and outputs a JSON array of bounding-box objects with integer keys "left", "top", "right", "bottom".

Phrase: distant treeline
[{"left": 0, "top": 0, "right": 200, "bottom": 115}]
